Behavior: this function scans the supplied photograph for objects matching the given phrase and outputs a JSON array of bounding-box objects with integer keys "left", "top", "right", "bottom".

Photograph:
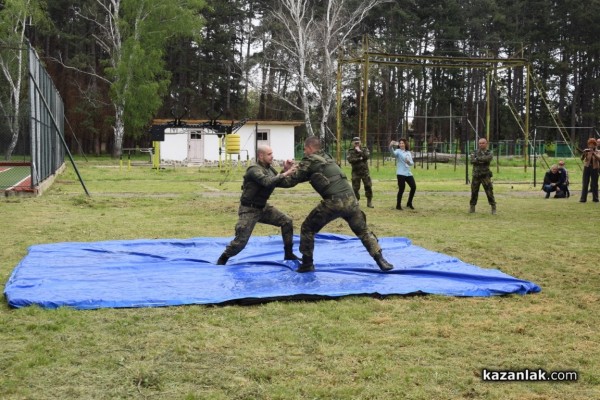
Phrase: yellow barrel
[{"left": 226, "top": 134, "right": 241, "bottom": 154}]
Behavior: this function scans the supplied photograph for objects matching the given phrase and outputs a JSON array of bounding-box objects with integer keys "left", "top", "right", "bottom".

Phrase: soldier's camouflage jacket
[
  {"left": 346, "top": 147, "right": 370, "bottom": 175},
  {"left": 471, "top": 149, "right": 493, "bottom": 178},
  {"left": 240, "top": 162, "right": 295, "bottom": 208}
]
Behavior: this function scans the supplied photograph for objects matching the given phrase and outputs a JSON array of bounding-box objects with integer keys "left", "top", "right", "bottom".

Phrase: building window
[
  {"left": 257, "top": 131, "right": 268, "bottom": 141},
  {"left": 191, "top": 133, "right": 202, "bottom": 140}
]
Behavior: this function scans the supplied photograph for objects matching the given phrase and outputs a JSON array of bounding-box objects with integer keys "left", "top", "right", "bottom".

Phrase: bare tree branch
[{"left": 261, "top": 0, "right": 390, "bottom": 138}]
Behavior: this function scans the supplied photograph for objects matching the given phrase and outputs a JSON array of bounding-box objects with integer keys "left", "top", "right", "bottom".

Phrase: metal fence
[
  {"left": 29, "top": 44, "right": 65, "bottom": 188},
  {"left": 1, "top": 44, "right": 65, "bottom": 195}
]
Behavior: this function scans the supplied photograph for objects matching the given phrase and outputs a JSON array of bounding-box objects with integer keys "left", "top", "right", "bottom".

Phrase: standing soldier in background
[
  {"left": 347, "top": 136, "right": 374, "bottom": 208},
  {"left": 469, "top": 137, "right": 497, "bottom": 215},
  {"left": 216, "top": 145, "right": 299, "bottom": 265},
  {"left": 288, "top": 136, "right": 394, "bottom": 273}
]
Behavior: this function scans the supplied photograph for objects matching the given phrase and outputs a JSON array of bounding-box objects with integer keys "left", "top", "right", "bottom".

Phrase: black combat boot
[
  {"left": 367, "top": 198, "right": 374, "bottom": 208},
  {"left": 284, "top": 245, "right": 300, "bottom": 261},
  {"left": 216, "top": 253, "right": 229, "bottom": 265},
  {"left": 297, "top": 256, "right": 315, "bottom": 273},
  {"left": 407, "top": 194, "right": 415, "bottom": 209},
  {"left": 374, "top": 251, "right": 393, "bottom": 271}
]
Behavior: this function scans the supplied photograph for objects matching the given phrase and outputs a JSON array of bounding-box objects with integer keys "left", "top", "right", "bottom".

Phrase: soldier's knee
[
  {"left": 281, "top": 219, "right": 293, "bottom": 233},
  {"left": 300, "top": 219, "right": 317, "bottom": 234}
]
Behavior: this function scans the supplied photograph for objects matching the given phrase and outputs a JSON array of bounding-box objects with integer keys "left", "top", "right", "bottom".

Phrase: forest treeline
[{"left": 1, "top": 0, "right": 600, "bottom": 158}]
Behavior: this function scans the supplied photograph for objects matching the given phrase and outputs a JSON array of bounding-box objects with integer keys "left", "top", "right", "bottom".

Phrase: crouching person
[{"left": 542, "top": 164, "right": 567, "bottom": 198}]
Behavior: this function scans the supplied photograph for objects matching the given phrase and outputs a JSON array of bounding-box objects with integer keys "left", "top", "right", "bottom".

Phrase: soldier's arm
[
  {"left": 286, "top": 158, "right": 313, "bottom": 185},
  {"left": 543, "top": 172, "right": 550, "bottom": 185},
  {"left": 363, "top": 148, "right": 370, "bottom": 160},
  {"left": 247, "top": 166, "right": 288, "bottom": 188},
  {"left": 470, "top": 152, "right": 478, "bottom": 164},
  {"left": 478, "top": 151, "right": 494, "bottom": 163},
  {"left": 347, "top": 149, "right": 360, "bottom": 164}
]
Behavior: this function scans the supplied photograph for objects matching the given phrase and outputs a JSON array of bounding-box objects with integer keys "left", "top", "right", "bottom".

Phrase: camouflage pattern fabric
[
  {"left": 347, "top": 147, "right": 372, "bottom": 200},
  {"left": 223, "top": 204, "right": 294, "bottom": 257},
  {"left": 470, "top": 149, "right": 495, "bottom": 206},
  {"left": 241, "top": 163, "right": 294, "bottom": 207},
  {"left": 291, "top": 150, "right": 352, "bottom": 197},
  {"left": 470, "top": 149, "right": 493, "bottom": 178},
  {"left": 470, "top": 175, "right": 496, "bottom": 206},
  {"left": 299, "top": 195, "right": 381, "bottom": 260}
]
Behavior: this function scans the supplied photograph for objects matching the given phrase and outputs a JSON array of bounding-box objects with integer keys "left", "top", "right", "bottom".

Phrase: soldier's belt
[
  {"left": 240, "top": 201, "right": 265, "bottom": 209},
  {"left": 326, "top": 192, "right": 354, "bottom": 201}
]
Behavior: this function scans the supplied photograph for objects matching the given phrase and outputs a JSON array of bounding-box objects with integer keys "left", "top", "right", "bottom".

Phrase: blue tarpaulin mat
[{"left": 4, "top": 234, "right": 540, "bottom": 309}]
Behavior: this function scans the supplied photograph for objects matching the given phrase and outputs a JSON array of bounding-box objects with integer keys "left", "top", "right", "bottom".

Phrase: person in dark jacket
[
  {"left": 287, "top": 136, "right": 393, "bottom": 273},
  {"left": 557, "top": 160, "right": 570, "bottom": 198},
  {"left": 542, "top": 164, "right": 567, "bottom": 198},
  {"left": 216, "top": 145, "right": 298, "bottom": 265}
]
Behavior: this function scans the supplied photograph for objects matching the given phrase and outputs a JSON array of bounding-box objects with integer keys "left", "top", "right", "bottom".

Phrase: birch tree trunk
[
  {"left": 269, "top": 0, "right": 389, "bottom": 138},
  {"left": 0, "top": 0, "right": 38, "bottom": 160}
]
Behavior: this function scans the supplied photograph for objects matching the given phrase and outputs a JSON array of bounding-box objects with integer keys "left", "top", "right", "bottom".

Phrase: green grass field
[{"left": 0, "top": 157, "right": 598, "bottom": 399}]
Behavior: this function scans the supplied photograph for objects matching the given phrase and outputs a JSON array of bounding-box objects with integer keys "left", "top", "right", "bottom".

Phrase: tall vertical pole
[
  {"left": 486, "top": 69, "right": 491, "bottom": 141},
  {"left": 424, "top": 102, "right": 428, "bottom": 153},
  {"left": 525, "top": 63, "right": 531, "bottom": 171},
  {"left": 336, "top": 60, "right": 343, "bottom": 164},
  {"left": 361, "top": 35, "right": 369, "bottom": 144},
  {"left": 450, "top": 103, "right": 453, "bottom": 152}
]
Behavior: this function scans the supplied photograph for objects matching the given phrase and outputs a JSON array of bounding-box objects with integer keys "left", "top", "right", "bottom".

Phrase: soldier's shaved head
[{"left": 257, "top": 144, "right": 271, "bottom": 156}]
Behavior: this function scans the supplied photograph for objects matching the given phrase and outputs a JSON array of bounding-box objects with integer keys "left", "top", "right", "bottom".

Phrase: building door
[{"left": 188, "top": 132, "right": 204, "bottom": 163}]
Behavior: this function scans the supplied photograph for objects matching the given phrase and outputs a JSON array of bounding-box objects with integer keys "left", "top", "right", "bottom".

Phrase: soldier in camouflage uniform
[
  {"left": 287, "top": 136, "right": 394, "bottom": 273},
  {"left": 216, "top": 145, "right": 299, "bottom": 265},
  {"left": 470, "top": 137, "right": 496, "bottom": 214},
  {"left": 347, "top": 137, "right": 374, "bottom": 208}
]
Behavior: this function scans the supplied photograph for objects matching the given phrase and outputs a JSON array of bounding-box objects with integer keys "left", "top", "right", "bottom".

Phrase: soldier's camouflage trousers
[
  {"left": 223, "top": 204, "right": 293, "bottom": 257},
  {"left": 351, "top": 170, "right": 372, "bottom": 200},
  {"left": 300, "top": 195, "right": 381, "bottom": 260},
  {"left": 470, "top": 175, "right": 496, "bottom": 206}
]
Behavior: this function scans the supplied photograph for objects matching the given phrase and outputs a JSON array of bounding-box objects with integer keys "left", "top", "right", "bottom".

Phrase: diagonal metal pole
[{"left": 29, "top": 66, "right": 90, "bottom": 196}]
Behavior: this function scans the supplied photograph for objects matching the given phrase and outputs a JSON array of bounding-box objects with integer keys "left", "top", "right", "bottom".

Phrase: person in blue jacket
[{"left": 390, "top": 138, "right": 416, "bottom": 210}]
